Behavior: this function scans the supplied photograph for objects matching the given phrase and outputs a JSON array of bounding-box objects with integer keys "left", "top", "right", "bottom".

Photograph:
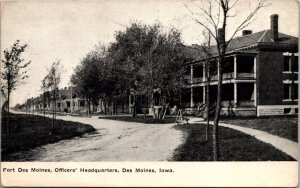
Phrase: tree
[
  {"left": 1, "top": 40, "right": 31, "bottom": 134},
  {"left": 41, "top": 76, "right": 49, "bottom": 116},
  {"left": 139, "top": 27, "right": 187, "bottom": 119},
  {"left": 108, "top": 22, "right": 187, "bottom": 119},
  {"left": 186, "top": 0, "right": 266, "bottom": 160},
  {"left": 71, "top": 45, "right": 111, "bottom": 116},
  {"left": 199, "top": 31, "right": 213, "bottom": 141},
  {"left": 43, "top": 60, "right": 63, "bottom": 127}
]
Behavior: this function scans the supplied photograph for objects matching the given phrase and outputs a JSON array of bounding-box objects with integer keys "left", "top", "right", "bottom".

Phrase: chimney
[
  {"left": 242, "top": 30, "right": 252, "bottom": 36},
  {"left": 270, "top": 14, "right": 279, "bottom": 41}
]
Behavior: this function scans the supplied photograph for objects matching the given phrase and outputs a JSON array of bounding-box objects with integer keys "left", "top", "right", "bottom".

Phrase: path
[
  {"left": 9, "top": 111, "right": 183, "bottom": 161},
  {"left": 8, "top": 112, "right": 298, "bottom": 161},
  {"left": 189, "top": 117, "right": 298, "bottom": 160}
]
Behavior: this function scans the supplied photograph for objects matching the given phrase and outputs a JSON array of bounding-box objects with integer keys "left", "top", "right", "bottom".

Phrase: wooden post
[
  {"left": 234, "top": 83, "right": 237, "bottom": 107},
  {"left": 190, "top": 87, "right": 194, "bottom": 108},
  {"left": 234, "top": 55, "right": 237, "bottom": 79}
]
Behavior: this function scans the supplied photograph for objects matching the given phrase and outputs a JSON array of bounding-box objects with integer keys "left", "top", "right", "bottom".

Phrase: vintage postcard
[{"left": 0, "top": 0, "right": 298, "bottom": 187}]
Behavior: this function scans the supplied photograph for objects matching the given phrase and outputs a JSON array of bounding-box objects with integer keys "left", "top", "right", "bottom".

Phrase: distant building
[
  {"left": 181, "top": 14, "right": 298, "bottom": 116},
  {"left": 20, "top": 86, "right": 131, "bottom": 115}
]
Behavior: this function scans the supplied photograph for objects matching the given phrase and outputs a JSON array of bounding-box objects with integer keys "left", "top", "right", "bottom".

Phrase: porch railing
[
  {"left": 237, "top": 100, "right": 255, "bottom": 107},
  {"left": 184, "top": 72, "right": 255, "bottom": 84},
  {"left": 183, "top": 76, "right": 204, "bottom": 84},
  {"left": 237, "top": 73, "right": 254, "bottom": 79},
  {"left": 211, "top": 73, "right": 234, "bottom": 81},
  {"left": 192, "top": 77, "right": 203, "bottom": 83}
]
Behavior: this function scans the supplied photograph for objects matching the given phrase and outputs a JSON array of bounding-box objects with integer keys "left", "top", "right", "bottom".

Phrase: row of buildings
[
  {"left": 20, "top": 86, "right": 120, "bottom": 114},
  {"left": 21, "top": 87, "right": 91, "bottom": 114},
  {"left": 20, "top": 14, "right": 298, "bottom": 117}
]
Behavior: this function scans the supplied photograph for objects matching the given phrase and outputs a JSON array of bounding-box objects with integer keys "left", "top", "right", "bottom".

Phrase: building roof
[
  {"left": 59, "top": 86, "right": 78, "bottom": 99},
  {"left": 184, "top": 29, "right": 298, "bottom": 62}
]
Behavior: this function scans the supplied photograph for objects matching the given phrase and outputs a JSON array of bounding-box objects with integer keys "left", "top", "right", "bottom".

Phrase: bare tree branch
[{"left": 226, "top": 0, "right": 267, "bottom": 47}]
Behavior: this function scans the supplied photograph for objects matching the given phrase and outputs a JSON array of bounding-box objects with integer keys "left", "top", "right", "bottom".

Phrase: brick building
[{"left": 181, "top": 14, "right": 298, "bottom": 116}]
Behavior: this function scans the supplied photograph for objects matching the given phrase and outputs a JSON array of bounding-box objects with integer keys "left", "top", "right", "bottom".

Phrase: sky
[{"left": 1, "top": 0, "right": 298, "bottom": 106}]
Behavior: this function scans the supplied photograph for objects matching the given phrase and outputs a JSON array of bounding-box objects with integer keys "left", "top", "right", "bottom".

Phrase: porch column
[
  {"left": 234, "top": 83, "right": 237, "bottom": 107},
  {"left": 203, "top": 86, "right": 206, "bottom": 103},
  {"left": 254, "top": 83, "right": 257, "bottom": 106},
  {"left": 190, "top": 65, "right": 194, "bottom": 107},
  {"left": 203, "top": 64, "right": 206, "bottom": 82},
  {"left": 254, "top": 57, "right": 257, "bottom": 79},
  {"left": 234, "top": 55, "right": 237, "bottom": 79},
  {"left": 217, "top": 63, "right": 220, "bottom": 78},
  {"left": 191, "top": 87, "right": 194, "bottom": 108},
  {"left": 190, "top": 65, "right": 194, "bottom": 84}
]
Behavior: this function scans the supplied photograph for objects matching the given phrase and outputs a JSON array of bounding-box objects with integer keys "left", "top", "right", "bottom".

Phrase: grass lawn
[
  {"left": 173, "top": 123, "right": 295, "bottom": 161},
  {"left": 221, "top": 116, "right": 298, "bottom": 142},
  {"left": 1, "top": 113, "right": 95, "bottom": 161},
  {"left": 99, "top": 115, "right": 176, "bottom": 124}
]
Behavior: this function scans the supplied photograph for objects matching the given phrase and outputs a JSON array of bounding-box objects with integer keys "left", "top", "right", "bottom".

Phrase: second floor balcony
[
  {"left": 185, "top": 72, "right": 255, "bottom": 85},
  {"left": 184, "top": 54, "right": 257, "bottom": 85}
]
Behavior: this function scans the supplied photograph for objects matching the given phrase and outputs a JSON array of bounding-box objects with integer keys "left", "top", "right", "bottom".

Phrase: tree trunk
[
  {"left": 87, "top": 98, "right": 91, "bottom": 117},
  {"left": 114, "top": 98, "right": 117, "bottom": 115},
  {"left": 104, "top": 100, "right": 107, "bottom": 115},
  {"left": 122, "top": 96, "right": 124, "bottom": 113},
  {"left": 109, "top": 98, "right": 112, "bottom": 115},
  {"left": 112, "top": 98, "right": 115, "bottom": 115},
  {"left": 54, "top": 95, "right": 56, "bottom": 119},
  {"left": 43, "top": 94, "right": 45, "bottom": 117},
  {"left": 150, "top": 92, "right": 156, "bottom": 119},
  {"left": 213, "top": 58, "right": 223, "bottom": 161},
  {"left": 7, "top": 92, "right": 10, "bottom": 137},
  {"left": 52, "top": 89, "right": 56, "bottom": 130},
  {"left": 52, "top": 101, "right": 55, "bottom": 129},
  {"left": 132, "top": 94, "right": 136, "bottom": 118},
  {"left": 206, "top": 85, "right": 210, "bottom": 141}
]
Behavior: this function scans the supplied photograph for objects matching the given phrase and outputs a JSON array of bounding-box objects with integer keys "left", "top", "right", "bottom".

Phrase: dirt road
[{"left": 8, "top": 113, "right": 183, "bottom": 161}]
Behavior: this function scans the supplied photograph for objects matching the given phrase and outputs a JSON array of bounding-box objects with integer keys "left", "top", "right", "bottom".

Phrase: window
[
  {"left": 292, "top": 58, "right": 299, "bottom": 72},
  {"left": 284, "top": 84, "right": 291, "bottom": 100},
  {"left": 66, "top": 101, "right": 70, "bottom": 108},
  {"left": 284, "top": 56, "right": 290, "bottom": 71},
  {"left": 283, "top": 84, "right": 298, "bottom": 100},
  {"left": 283, "top": 55, "right": 299, "bottom": 72}
]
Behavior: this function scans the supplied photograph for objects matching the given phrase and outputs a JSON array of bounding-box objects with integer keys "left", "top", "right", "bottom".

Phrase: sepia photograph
[{"left": 0, "top": 0, "right": 298, "bottom": 186}]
